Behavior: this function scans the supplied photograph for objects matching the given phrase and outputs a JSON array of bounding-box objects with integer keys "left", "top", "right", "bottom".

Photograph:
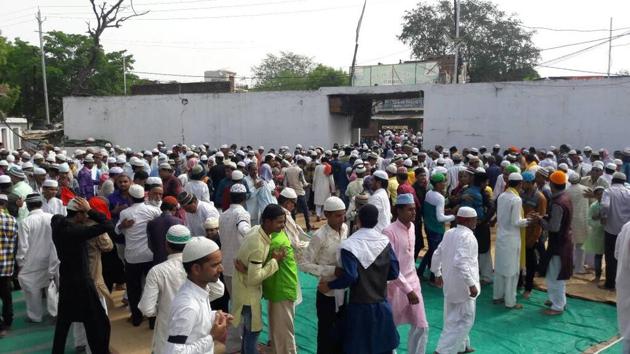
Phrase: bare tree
[{"left": 73, "top": 0, "right": 148, "bottom": 94}]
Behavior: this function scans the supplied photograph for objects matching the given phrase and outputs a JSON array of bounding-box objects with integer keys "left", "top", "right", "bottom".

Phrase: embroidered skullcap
[
  {"left": 146, "top": 176, "right": 162, "bottom": 186},
  {"left": 230, "top": 183, "right": 247, "bottom": 194},
  {"left": 373, "top": 170, "right": 388, "bottom": 180},
  {"left": 177, "top": 191, "right": 194, "bottom": 206},
  {"left": 182, "top": 237, "right": 220, "bottom": 263},
  {"left": 166, "top": 225, "right": 192, "bottom": 244},
  {"left": 129, "top": 184, "right": 145, "bottom": 199},
  {"left": 521, "top": 171, "right": 535, "bottom": 182},
  {"left": 25, "top": 193, "right": 42, "bottom": 203},
  {"left": 8, "top": 167, "right": 25, "bottom": 179}
]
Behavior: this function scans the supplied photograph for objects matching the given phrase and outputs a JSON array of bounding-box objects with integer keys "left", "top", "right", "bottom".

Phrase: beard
[{"left": 147, "top": 199, "right": 162, "bottom": 208}]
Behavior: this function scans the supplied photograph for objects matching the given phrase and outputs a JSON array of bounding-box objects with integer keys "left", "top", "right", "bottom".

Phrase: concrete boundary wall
[{"left": 64, "top": 78, "right": 630, "bottom": 150}]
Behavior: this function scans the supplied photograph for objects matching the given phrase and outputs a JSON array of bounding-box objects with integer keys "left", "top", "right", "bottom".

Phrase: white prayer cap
[
  {"left": 146, "top": 177, "right": 163, "bottom": 186},
  {"left": 436, "top": 158, "right": 445, "bottom": 165},
  {"left": 143, "top": 150, "right": 152, "bottom": 156},
  {"left": 568, "top": 149, "right": 577, "bottom": 155},
  {"left": 500, "top": 160, "right": 510, "bottom": 168},
  {"left": 231, "top": 170, "right": 244, "bottom": 181},
  {"left": 0, "top": 175, "right": 10, "bottom": 184},
  {"left": 355, "top": 165, "right": 367, "bottom": 174},
  {"left": 614, "top": 158, "right": 623, "bottom": 166},
  {"left": 83, "top": 154, "right": 94, "bottom": 163},
  {"left": 105, "top": 143, "right": 112, "bottom": 148},
  {"left": 33, "top": 153, "right": 44, "bottom": 160},
  {"left": 6, "top": 155, "right": 15, "bottom": 163},
  {"left": 373, "top": 170, "right": 388, "bottom": 180},
  {"left": 613, "top": 172, "right": 627, "bottom": 181},
  {"left": 457, "top": 206, "right": 477, "bottom": 218},
  {"left": 0, "top": 194, "right": 7, "bottom": 202},
  {"left": 412, "top": 147, "right": 419, "bottom": 154},
  {"left": 386, "top": 164, "right": 397, "bottom": 174},
  {"left": 109, "top": 167, "right": 124, "bottom": 174},
  {"left": 280, "top": 187, "right": 298, "bottom": 199},
  {"left": 230, "top": 183, "right": 247, "bottom": 194},
  {"left": 183, "top": 236, "right": 220, "bottom": 263},
  {"left": 592, "top": 161, "right": 604, "bottom": 170},
  {"left": 56, "top": 154, "right": 67, "bottom": 162},
  {"left": 353, "top": 159, "right": 364, "bottom": 167},
  {"left": 166, "top": 225, "right": 192, "bottom": 244},
  {"left": 21, "top": 151, "right": 30, "bottom": 159},
  {"left": 508, "top": 172, "right": 523, "bottom": 181},
  {"left": 237, "top": 161, "right": 246, "bottom": 168},
  {"left": 403, "top": 159, "right": 413, "bottom": 167},
  {"left": 116, "top": 157, "right": 126, "bottom": 164},
  {"left": 606, "top": 162, "right": 617, "bottom": 170},
  {"left": 204, "top": 217, "right": 219, "bottom": 229},
  {"left": 58, "top": 163, "right": 70, "bottom": 173},
  {"left": 220, "top": 144, "right": 229, "bottom": 149},
  {"left": 34, "top": 167, "right": 46, "bottom": 175},
  {"left": 324, "top": 196, "right": 346, "bottom": 211},
  {"left": 0, "top": 160, "right": 7, "bottom": 168},
  {"left": 215, "top": 151, "right": 224, "bottom": 158},
  {"left": 45, "top": 155, "right": 55, "bottom": 163},
  {"left": 131, "top": 158, "right": 144, "bottom": 167},
  {"left": 258, "top": 146, "right": 265, "bottom": 151},
  {"left": 159, "top": 163, "right": 173, "bottom": 170},
  {"left": 43, "top": 179, "right": 58, "bottom": 188},
  {"left": 558, "top": 163, "right": 569, "bottom": 172},
  {"left": 22, "top": 162, "right": 33, "bottom": 169},
  {"left": 185, "top": 151, "right": 194, "bottom": 157},
  {"left": 584, "top": 146, "right": 593, "bottom": 152},
  {"left": 129, "top": 184, "right": 145, "bottom": 199},
  {"left": 107, "top": 157, "right": 117, "bottom": 164}
]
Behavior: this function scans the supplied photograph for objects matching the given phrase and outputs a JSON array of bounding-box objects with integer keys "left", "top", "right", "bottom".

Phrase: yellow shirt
[
  {"left": 231, "top": 226, "right": 278, "bottom": 332},
  {"left": 388, "top": 176, "right": 399, "bottom": 205}
]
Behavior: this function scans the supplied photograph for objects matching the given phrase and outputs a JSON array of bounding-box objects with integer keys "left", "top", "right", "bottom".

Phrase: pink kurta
[{"left": 383, "top": 220, "right": 428, "bottom": 328}]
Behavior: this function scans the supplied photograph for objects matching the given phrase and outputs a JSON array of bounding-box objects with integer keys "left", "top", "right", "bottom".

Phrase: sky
[{"left": 1, "top": 0, "right": 630, "bottom": 85}]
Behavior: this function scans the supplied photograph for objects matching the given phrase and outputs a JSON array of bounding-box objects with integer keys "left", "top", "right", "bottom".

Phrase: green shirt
[{"left": 262, "top": 230, "right": 298, "bottom": 302}]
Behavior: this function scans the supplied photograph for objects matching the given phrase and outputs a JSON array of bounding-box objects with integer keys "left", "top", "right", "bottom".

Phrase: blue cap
[
  {"left": 396, "top": 193, "right": 415, "bottom": 205},
  {"left": 522, "top": 171, "right": 535, "bottom": 182}
]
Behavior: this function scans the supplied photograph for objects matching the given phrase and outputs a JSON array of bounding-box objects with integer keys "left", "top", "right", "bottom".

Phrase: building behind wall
[{"left": 0, "top": 117, "right": 28, "bottom": 151}]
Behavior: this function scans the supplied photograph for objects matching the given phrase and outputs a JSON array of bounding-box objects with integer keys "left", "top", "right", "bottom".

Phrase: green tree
[
  {"left": 251, "top": 52, "right": 348, "bottom": 91},
  {"left": 0, "top": 31, "right": 144, "bottom": 123},
  {"left": 399, "top": 0, "right": 540, "bottom": 82},
  {"left": 0, "top": 36, "right": 19, "bottom": 116}
]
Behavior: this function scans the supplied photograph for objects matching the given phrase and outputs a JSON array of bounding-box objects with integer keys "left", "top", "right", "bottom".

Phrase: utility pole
[
  {"left": 123, "top": 56, "right": 127, "bottom": 95},
  {"left": 36, "top": 8, "right": 51, "bottom": 125},
  {"left": 607, "top": 17, "right": 613, "bottom": 77},
  {"left": 452, "top": 0, "right": 460, "bottom": 84},
  {"left": 349, "top": 0, "right": 367, "bottom": 86}
]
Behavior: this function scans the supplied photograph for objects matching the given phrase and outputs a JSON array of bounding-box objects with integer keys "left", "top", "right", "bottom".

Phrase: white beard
[{"left": 147, "top": 200, "right": 162, "bottom": 208}]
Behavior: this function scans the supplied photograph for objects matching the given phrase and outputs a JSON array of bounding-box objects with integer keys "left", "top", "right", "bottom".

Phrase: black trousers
[
  {"left": 414, "top": 218, "right": 424, "bottom": 260},
  {"left": 525, "top": 246, "right": 538, "bottom": 292},
  {"left": 52, "top": 299, "right": 110, "bottom": 354},
  {"left": 316, "top": 291, "right": 343, "bottom": 354},
  {"left": 125, "top": 261, "right": 153, "bottom": 324},
  {"left": 604, "top": 232, "right": 618, "bottom": 289},
  {"left": 296, "top": 195, "right": 311, "bottom": 231},
  {"left": 0, "top": 276, "right": 13, "bottom": 330}
]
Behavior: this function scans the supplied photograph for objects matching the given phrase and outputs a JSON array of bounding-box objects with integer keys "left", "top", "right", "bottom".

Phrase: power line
[
  {"left": 540, "top": 35, "right": 615, "bottom": 51},
  {"left": 47, "top": 3, "right": 368, "bottom": 21},
  {"left": 0, "top": 5, "right": 35, "bottom": 18},
  {"left": 0, "top": 18, "right": 35, "bottom": 29},
  {"left": 536, "top": 64, "right": 622, "bottom": 76},
  {"left": 540, "top": 30, "right": 630, "bottom": 66},
  {"left": 520, "top": 24, "right": 630, "bottom": 33}
]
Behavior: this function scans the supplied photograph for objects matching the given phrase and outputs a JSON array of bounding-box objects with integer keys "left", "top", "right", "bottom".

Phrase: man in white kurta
[
  {"left": 300, "top": 196, "right": 348, "bottom": 354},
  {"left": 615, "top": 221, "right": 630, "bottom": 354},
  {"left": 368, "top": 170, "right": 392, "bottom": 232},
  {"left": 431, "top": 207, "right": 480, "bottom": 354},
  {"left": 493, "top": 173, "right": 530, "bottom": 309},
  {"left": 217, "top": 184, "right": 251, "bottom": 353},
  {"left": 179, "top": 192, "right": 220, "bottom": 237},
  {"left": 165, "top": 237, "right": 228, "bottom": 354},
  {"left": 312, "top": 161, "right": 335, "bottom": 219},
  {"left": 17, "top": 194, "right": 59, "bottom": 322},
  {"left": 567, "top": 174, "right": 590, "bottom": 274}
]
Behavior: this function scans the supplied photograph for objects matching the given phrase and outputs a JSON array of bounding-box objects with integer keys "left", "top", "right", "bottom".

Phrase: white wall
[
  {"left": 64, "top": 91, "right": 352, "bottom": 150},
  {"left": 422, "top": 79, "right": 630, "bottom": 151},
  {"left": 64, "top": 78, "right": 630, "bottom": 152}
]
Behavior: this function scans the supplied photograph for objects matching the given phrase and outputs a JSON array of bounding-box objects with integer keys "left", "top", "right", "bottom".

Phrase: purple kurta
[{"left": 383, "top": 220, "right": 428, "bottom": 328}]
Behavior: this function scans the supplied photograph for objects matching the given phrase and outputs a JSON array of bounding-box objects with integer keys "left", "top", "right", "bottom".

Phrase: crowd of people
[{"left": 0, "top": 130, "right": 628, "bottom": 354}]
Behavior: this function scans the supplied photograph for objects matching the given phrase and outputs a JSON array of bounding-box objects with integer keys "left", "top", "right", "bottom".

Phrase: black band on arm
[{"left": 168, "top": 335, "right": 188, "bottom": 344}]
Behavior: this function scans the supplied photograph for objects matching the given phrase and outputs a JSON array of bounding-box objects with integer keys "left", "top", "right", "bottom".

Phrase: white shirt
[
  {"left": 115, "top": 202, "right": 161, "bottom": 263},
  {"left": 185, "top": 201, "right": 220, "bottom": 237},
  {"left": 165, "top": 279, "right": 225, "bottom": 354},
  {"left": 300, "top": 223, "right": 348, "bottom": 295},
  {"left": 495, "top": 189, "right": 529, "bottom": 276},
  {"left": 42, "top": 197, "right": 66, "bottom": 216},
  {"left": 218, "top": 204, "right": 251, "bottom": 277},
  {"left": 615, "top": 221, "right": 630, "bottom": 343},
  {"left": 431, "top": 225, "right": 480, "bottom": 303},
  {"left": 17, "top": 209, "right": 59, "bottom": 289},
  {"left": 139, "top": 253, "right": 224, "bottom": 354},
  {"left": 184, "top": 180, "right": 210, "bottom": 203},
  {"left": 368, "top": 188, "right": 392, "bottom": 232}
]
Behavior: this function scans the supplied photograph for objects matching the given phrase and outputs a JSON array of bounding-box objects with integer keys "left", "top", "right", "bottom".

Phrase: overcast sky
[{"left": 2, "top": 0, "right": 630, "bottom": 84}]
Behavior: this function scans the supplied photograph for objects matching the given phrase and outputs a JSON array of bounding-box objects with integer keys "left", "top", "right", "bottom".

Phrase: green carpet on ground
[
  {"left": 0, "top": 291, "right": 74, "bottom": 354},
  {"left": 260, "top": 272, "right": 620, "bottom": 354},
  {"left": 601, "top": 339, "right": 624, "bottom": 353}
]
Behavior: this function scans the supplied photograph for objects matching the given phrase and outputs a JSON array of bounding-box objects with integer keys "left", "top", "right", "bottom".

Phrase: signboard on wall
[{"left": 351, "top": 62, "right": 440, "bottom": 86}]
